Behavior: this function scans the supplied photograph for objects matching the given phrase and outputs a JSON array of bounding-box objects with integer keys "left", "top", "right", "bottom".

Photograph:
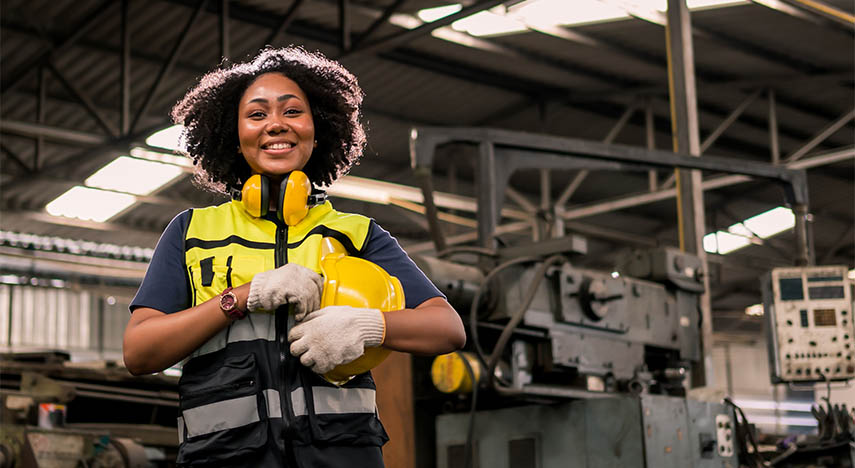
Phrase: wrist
[
  {"left": 356, "top": 308, "right": 385, "bottom": 347},
  {"left": 220, "top": 286, "right": 248, "bottom": 321}
]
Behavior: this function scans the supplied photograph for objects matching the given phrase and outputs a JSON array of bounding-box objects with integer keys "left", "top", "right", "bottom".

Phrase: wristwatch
[{"left": 219, "top": 287, "right": 246, "bottom": 320}]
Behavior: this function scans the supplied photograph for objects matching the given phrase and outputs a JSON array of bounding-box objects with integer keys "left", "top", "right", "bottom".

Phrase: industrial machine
[
  {"left": 406, "top": 127, "right": 851, "bottom": 468},
  {"left": 762, "top": 265, "right": 855, "bottom": 383},
  {"left": 0, "top": 352, "right": 179, "bottom": 468}
]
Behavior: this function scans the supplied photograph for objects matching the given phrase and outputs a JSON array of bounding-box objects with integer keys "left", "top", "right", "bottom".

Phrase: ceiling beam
[
  {"left": 341, "top": 0, "right": 506, "bottom": 59},
  {"left": 0, "top": 0, "right": 116, "bottom": 95}
]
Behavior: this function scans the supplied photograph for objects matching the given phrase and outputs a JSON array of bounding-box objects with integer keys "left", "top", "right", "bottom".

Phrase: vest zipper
[{"left": 274, "top": 223, "right": 300, "bottom": 454}]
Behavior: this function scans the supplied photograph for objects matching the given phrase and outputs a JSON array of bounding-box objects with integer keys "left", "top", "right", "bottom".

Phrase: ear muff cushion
[
  {"left": 241, "top": 174, "right": 269, "bottom": 218},
  {"left": 278, "top": 171, "right": 311, "bottom": 226}
]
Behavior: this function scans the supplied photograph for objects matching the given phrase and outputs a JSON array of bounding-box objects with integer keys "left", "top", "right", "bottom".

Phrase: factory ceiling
[{"left": 1, "top": 0, "right": 853, "bottom": 337}]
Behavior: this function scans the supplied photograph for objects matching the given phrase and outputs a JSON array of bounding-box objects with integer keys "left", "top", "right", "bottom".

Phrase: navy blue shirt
[{"left": 130, "top": 210, "right": 443, "bottom": 314}]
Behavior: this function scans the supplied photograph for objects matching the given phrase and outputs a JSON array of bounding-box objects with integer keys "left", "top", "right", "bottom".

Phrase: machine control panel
[{"left": 762, "top": 265, "right": 854, "bottom": 383}]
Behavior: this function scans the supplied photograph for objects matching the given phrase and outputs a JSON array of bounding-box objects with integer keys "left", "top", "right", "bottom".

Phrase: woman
[{"left": 123, "top": 47, "right": 466, "bottom": 468}]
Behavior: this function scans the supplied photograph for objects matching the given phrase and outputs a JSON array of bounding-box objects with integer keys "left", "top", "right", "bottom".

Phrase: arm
[
  {"left": 382, "top": 296, "right": 465, "bottom": 355},
  {"left": 123, "top": 283, "right": 251, "bottom": 375}
]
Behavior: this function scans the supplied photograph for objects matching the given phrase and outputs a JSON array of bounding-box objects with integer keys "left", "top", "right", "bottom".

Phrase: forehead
[{"left": 240, "top": 72, "right": 308, "bottom": 103}]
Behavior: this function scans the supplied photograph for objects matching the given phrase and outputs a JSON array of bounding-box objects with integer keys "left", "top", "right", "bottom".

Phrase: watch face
[{"left": 221, "top": 293, "right": 236, "bottom": 311}]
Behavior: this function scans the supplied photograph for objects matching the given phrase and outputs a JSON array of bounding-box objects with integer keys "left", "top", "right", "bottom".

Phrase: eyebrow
[{"left": 247, "top": 94, "right": 300, "bottom": 104}]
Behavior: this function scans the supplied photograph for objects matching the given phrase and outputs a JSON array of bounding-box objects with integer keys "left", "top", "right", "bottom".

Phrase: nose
[{"left": 267, "top": 118, "right": 287, "bottom": 134}]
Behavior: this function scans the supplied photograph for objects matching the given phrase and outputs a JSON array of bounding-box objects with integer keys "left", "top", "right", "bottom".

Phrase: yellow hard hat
[{"left": 319, "top": 238, "right": 405, "bottom": 384}]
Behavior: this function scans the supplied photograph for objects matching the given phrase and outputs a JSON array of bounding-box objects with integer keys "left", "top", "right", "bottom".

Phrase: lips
[{"left": 261, "top": 141, "right": 296, "bottom": 150}]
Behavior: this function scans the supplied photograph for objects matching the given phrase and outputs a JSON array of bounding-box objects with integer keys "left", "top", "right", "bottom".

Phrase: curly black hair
[{"left": 171, "top": 46, "right": 366, "bottom": 193}]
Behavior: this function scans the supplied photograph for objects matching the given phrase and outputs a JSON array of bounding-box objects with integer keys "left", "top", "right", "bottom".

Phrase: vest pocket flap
[
  {"left": 180, "top": 353, "right": 259, "bottom": 408},
  {"left": 176, "top": 419, "right": 268, "bottom": 466}
]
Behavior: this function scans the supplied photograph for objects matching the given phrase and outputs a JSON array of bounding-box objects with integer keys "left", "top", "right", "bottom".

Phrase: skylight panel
[
  {"left": 452, "top": 7, "right": 528, "bottom": 36},
  {"left": 742, "top": 206, "right": 795, "bottom": 239},
  {"left": 46, "top": 187, "right": 136, "bottom": 222},
  {"left": 417, "top": 4, "right": 462, "bottom": 22},
  {"left": 85, "top": 156, "right": 184, "bottom": 196},
  {"left": 145, "top": 125, "right": 185, "bottom": 152},
  {"left": 512, "top": 0, "right": 628, "bottom": 27},
  {"left": 130, "top": 147, "right": 193, "bottom": 167},
  {"left": 713, "top": 231, "right": 752, "bottom": 254}
]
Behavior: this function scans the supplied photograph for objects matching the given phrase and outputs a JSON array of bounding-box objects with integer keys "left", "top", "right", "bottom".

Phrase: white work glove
[
  {"left": 288, "top": 305, "right": 386, "bottom": 375},
  {"left": 247, "top": 264, "right": 323, "bottom": 319}
]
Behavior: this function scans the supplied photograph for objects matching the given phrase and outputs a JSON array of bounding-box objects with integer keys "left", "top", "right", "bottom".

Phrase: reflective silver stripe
[
  {"left": 190, "top": 313, "right": 277, "bottom": 358},
  {"left": 264, "top": 388, "right": 282, "bottom": 418},
  {"left": 177, "top": 416, "right": 185, "bottom": 444},
  {"left": 290, "top": 387, "right": 376, "bottom": 417},
  {"left": 182, "top": 395, "right": 259, "bottom": 437}
]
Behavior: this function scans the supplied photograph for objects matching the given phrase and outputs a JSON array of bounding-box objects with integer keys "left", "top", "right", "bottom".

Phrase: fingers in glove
[
  {"left": 289, "top": 336, "right": 312, "bottom": 357},
  {"left": 298, "top": 351, "right": 316, "bottom": 369}
]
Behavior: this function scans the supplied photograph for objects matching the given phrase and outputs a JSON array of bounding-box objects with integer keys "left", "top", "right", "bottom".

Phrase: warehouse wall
[
  {"left": 712, "top": 340, "right": 819, "bottom": 435},
  {"left": 0, "top": 283, "right": 132, "bottom": 363}
]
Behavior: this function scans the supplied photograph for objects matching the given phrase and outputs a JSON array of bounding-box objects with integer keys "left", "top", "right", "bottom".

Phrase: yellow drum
[{"left": 319, "top": 238, "right": 405, "bottom": 384}]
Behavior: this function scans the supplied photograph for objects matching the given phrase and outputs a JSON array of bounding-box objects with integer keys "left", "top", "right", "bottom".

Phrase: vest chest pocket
[
  {"left": 188, "top": 255, "right": 266, "bottom": 304},
  {"left": 177, "top": 353, "right": 268, "bottom": 466}
]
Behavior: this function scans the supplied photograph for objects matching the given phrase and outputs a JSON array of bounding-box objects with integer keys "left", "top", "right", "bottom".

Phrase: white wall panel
[{"left": 0, "top": 285, "right": 10, "bottom": 346}]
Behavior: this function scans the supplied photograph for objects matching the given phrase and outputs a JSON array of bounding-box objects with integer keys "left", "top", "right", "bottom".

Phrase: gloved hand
[
  {"left": 247, "top": 264, "right": 323, "bottom": 319},
  {"left": 288, "top": 305, "right": 386, "bottom": 375}
]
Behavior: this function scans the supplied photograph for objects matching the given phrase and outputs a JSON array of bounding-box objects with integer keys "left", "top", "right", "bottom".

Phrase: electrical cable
[
  {"left": 468, "top": 255, "right": 542, "bottom": 372},
  {"left": 460, "top": 254, "right": 566, "bottom": 467},
  {"left": 485, "top": 255, "right": 566, "bottom": 386},
  {"left": 437, "top": 246, "right": 498, "bottom": 259},
  {"left": 725, "top": 397, "right": 768, "bottom": 468}
]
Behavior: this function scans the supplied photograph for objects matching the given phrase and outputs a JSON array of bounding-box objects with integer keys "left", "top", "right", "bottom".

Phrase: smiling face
[{"left": 237, "top": 73, "right": 315, "bottom": 179}]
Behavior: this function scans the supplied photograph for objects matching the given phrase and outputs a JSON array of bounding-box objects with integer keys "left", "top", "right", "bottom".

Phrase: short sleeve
[
  {"left": 360, "top": 220, "right": 445, "bottom": 309},
  {"left": 129, "top": 210, "right": 192, "bottom": 314}
]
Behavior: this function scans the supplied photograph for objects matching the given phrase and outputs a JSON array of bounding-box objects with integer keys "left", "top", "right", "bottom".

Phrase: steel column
[
  {"left": 768, "top": 89, "right": 780, "bottom": 164},
  {"left": 130, "top": 0, "right": 207, "bottom": 133},
  {"left": 665, "top": 0, "right": 712, "bottom": 388}
]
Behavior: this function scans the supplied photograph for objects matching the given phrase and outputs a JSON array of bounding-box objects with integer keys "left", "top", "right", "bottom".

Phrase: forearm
[
  {"left": 381, "top": 297, "right": 466, "bottom": 355},
  {"left": 123, "top": 283, "right": 251, "bottom": 375}
]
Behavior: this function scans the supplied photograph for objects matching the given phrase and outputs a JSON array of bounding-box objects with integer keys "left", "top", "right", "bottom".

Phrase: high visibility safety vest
[{"left": 175, "top": 200, "right": 388, "bottom": 468}]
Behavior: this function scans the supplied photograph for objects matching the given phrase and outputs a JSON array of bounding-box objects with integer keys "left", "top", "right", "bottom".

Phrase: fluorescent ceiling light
[
  {"left": 85, "top": 156, "right": 184, "bottom": 196},
  {"left": 46, "top": 186, "right": 136, "bottom": 222},
  {"left": 417, "top": 3, "right": 462, "bottom": 22},
  {"left": 742, "top": 206, "right": 795, "bottom": 238},
  {"left": 145, "top": 125, "right": 185, "bottom": 152},
  {"left": 733, "top": 398, "right": 813, "bottom": 412},
  {"left": 744, "top": 304, "right": 764, "bottom": 316}
]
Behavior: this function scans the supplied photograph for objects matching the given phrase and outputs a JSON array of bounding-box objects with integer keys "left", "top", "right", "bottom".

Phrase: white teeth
[{"left": 266, "top": 143, "right": 294, "bottom": 150}]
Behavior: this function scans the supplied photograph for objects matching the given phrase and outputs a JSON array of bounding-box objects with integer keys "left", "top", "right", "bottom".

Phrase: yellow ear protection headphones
[{"left": 236, "top": 170, "right": 327, "bottom": 226}]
